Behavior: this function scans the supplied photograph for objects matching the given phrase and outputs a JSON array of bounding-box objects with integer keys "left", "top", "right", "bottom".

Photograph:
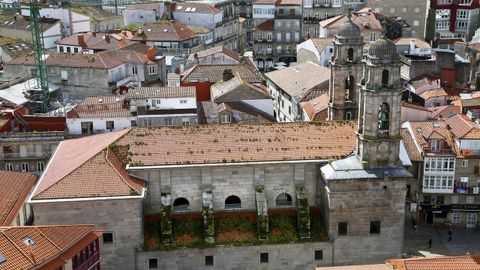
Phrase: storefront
[
  {"left": 450, "top": 204, "right": 480, "bottom": 228},
  {"left": 418, "top": 204, "right": 451, "bottom": 225}
]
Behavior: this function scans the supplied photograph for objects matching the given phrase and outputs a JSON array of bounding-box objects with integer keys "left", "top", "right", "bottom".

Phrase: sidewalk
[{"left": 403, "top": 214, "right": 480, "bottom": 258}]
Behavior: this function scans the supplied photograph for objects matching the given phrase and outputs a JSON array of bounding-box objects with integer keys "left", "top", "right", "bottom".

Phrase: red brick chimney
[
  {"left": 77, "top": 34, "right": 86, "bottom": 48},
  {"left": 147, "top": 48, "right": 156, "bottom": 60},
  {"left": 104, "top": 34, "right": 110, "bottom": 43}
]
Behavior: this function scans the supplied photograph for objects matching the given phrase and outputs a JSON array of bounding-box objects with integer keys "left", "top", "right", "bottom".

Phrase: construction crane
[{"left": 29, "top": 0, "right": 50, "bottom": 113}]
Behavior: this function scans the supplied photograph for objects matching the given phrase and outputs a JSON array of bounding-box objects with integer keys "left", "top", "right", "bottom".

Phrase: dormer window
[
  {"left": 220, "top": 114, "right": 232, "bottom": 124},
  {"left": 431, "top": 139, "right": 441, "bottom": 152}
]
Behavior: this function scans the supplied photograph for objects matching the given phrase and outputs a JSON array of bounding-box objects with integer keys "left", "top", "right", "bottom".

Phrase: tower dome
[
  {"left": 367, "top": 36, "right": 399, "bottom": 60},
  {"left": 336, "top": 14, "right": 361, "bottom": 38}
]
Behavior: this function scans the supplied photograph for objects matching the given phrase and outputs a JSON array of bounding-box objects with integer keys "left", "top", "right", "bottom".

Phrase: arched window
[
  {"left": 173, "top": 197, "right": 190, "bottom": 211},
  {"left": 345, "top": 76, "right": 355, "bottom": 101},
  {"left": 225, "top": 195, "right": 241, "bottom": 209},
  {"left": 347, "top": 48, "right": 354, "bottom": 62},
  {"left": 378, "top": 103, "right": 390, "bottom": 138},
  {"left": 382, "top": 70, "right": 389, "bottom": 86},
  {"left": 276, "top": 193, "right": 293, "bottom": 206}
]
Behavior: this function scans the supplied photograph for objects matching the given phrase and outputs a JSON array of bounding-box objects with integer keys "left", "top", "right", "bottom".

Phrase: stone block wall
[
  {"left": 140, "top": 163, "right": 319, "bottom": 215},
  {"left": 32, "top": 198, "right": 143, "bottom": 270},
  {"left": 136, "top": 242, "right": 333, "bottom": 270},
  {"left": 323, "top": 177, "right": 407, "bottom": 265}
]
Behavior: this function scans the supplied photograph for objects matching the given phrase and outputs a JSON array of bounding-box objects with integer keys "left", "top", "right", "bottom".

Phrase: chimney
[
  {"left": 223, "top": 69, "right": 234, "bottom": 82},
  {"left": 104, "top": 34, "right": 110, "bottom": 43},
  {"left": 410, "top": 39, "right": 416, "bottom": 53},
  {"left": 77, "top": 33, "right": 86, "bottom": 47},
  {"left": 92, "top": 32, "right": 96, "bottom": 37},
  {"left": 147, "top": 48, "right": 156, "bottom": 60},
  {"left": 13, "top": 15, "right": 16, "bottom": 21}
]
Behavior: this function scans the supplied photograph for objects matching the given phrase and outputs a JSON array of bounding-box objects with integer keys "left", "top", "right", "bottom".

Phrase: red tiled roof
[
  {"left": 419, "top": 88, "right": 448, "bottom": 100},
  {"left": 387, "top": 254, "right": 480, "bottom": 270},
  {"left": 430, "top": 105, "right": 461, "bottom": 119},
  {"left": 173, "top": 2, "right": 221, "bottom": 14},
  {"left": 118, "top": 122, "right": 356, "bottom": 166},
  {"left": 254, "top": 20, "right": 274, "bottom": 31},
  {"left": 131, "top": 21, "right": 198, "bottom": 42},
  {"left": 31, "top": 129, "right": 144, "bottom": 201},
  {"left": 56, "top": 32, "right": 136, "bottom": 50},
  {"left": 0, "top": 225, "right": 98, "bottom": 270},
  {"left": 400, "top": 128, "right": 423, "bottom": 161},
  {"left": 188, "top": 46, "right": 240, "bottom": 62},
  {"left": 66, "top": 95, "right": 133, "bottom": 119},
  {"left": 300, "top": 93, "right": 328, "bottom": 121},
  {"left": 401, "top": 102, "right": 432, "bottom": 112},
  {"left": 0, "top": 171, "right": 37, "bottom": 226}
]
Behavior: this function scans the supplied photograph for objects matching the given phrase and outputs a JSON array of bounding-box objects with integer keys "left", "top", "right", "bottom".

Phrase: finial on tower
[{"left": 347, "top": 8, "right": 353, "bottom": 21}]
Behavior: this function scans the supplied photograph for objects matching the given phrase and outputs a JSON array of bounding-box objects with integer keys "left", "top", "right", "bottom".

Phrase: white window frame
[
  {"left": 148, "top": 65, "right": 157, "bottom": 75},
  {"left": 462, "top": 160, "right": 469, "bottom": 168},
  {"left": 131, "top": 66, "right": 138, "bottom": 75},
  {"left": 164, "top": 118, "right": 173, "bottom": 126},
  {"left": 21, "top": 163, "right": 29, "bottom": 172},
  {"left": 451, "top": 195, "right": 459, "bottom": 204},
  {"left": 5, "top": 163, "right": 13, "bottom": 171},
  {"left": 220, "top": 114, "right": 232, "bottom": 124},
  {"left": 466, "top": 196, "right": 475, "bottom": 204}
]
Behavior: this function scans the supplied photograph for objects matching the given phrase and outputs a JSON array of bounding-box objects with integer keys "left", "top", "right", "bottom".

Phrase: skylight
[
  {"left": 185, "top": 7, "right": 192, "bottom": 12},
  {"left": 176, "top": 5, "right": 182, "bottom": 9},
  {"left": 22, "top": 237, "right": 35, "bottom": 246},
  {"left": 191, "top": 7, "right": 197, "bottom": 12},
  {"left": 0, "top": 252, "right": 6, "bottom": 265},
  {"left": 433, "top": 122, "right": 440, "bottom": 128}
]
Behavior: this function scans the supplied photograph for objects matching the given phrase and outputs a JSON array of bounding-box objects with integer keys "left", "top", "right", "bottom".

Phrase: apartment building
[
  {"left": 365, "top": 0, "right": 427, "bottom": 37},
  {"left": 303, "top": 0, "right": 365, "bottom": 38},
  {"left": 252, "top": 0, "right": 302, "bottom": 68},
  {"left": 425, "top": 0, "right": 480, "bottom": 48},
  {"left": 402, "top": 115, "right": 480, "bottom": 228},
  {"left": 123, "top": 3, "right": 165, "bottom": 25}
]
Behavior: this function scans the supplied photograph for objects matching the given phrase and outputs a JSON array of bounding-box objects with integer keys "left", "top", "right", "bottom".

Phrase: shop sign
[{"left": 451, "top": 204, "right": 480, "bottom": 211}]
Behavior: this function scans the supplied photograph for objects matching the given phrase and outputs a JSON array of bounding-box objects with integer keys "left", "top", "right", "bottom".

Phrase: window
[
  {"left": 106, "top": 121, "right": 114, "bottom": 130},
  {"left": 451, "top": 195, "right": 459, "bottom": 204},
  {"left": 288, "top": 106, "right": 292, "bottom": 114},
  {"left": 59, "top": 46, "right": 64, "bottom": 52},
  {"left": 459, "top": 0, "right": 470, "bottom": 4},
  {"left": 345, "top": 76, "right": 355, "bottom": 100},
  {"left": 180, "top": 99, "right": 187, "bottom": 104},
  {"left": 378, "top": 103, "right": 390, "bottom": 137},
  {"left": 414, "top": 7, "right": 420, "bottom": 13},
  {"left": 149, "top": 258, "right": 158, "bottom": 269},
  {"left": 402, "top": 7, "right": 407, "bottom": 12},
  {"left": 189, "top": 76, "right": 198, "bottom": 82},
  {"left": 205, "top": 256, "right": 214, "bottom": 266},
  {"left": 370, "top": 221, "right": 381, "bottom": 234},
  {"left": 457, "top": 9, "right": 469, "bottom": 19},
  {"left": 390, "top": 7, "right": 395, "bottom": 13},
  {"left": 164, "top": 118, "right": 173, "bottom": 126},
  {"left": 315, "top": 250, "right": 323, "bottom": 260},
  {"left": 382, "top": 70, "right": 389, "bottom": 86},
  {"left": 5, "top": 163, "right": 13, "bottom": 171},
  {"left": 423, "top": 175, "right": 454, "bottom": 191},
  {"left": 131, "top": 120, "right": 137, "bottom": 127},
  {"left": 21, "top": 163, "right": 29, "bottom": 172},
  {"left": 81, "top": 122, "right": 93, "bottom": 135},
  {"left": 347, "top": 48, "right": 354, "bottom": 61},
  {"left": 203, "top": 75, "right": 209, "bottom": 82},
  {"left": 67, "top": 47, "right": 71, "bottom": 53},
  {"left": 103, "top": 232, "right": 114, "bottom": 244},
  {"left": 148, "top": 65, "right": 157, "bottom": 75},
  {"left": 424, "top": 157, "right": 455, "bottom": 172},
  {"left": 452, "top": 213, "right": 461, "bottom": 224},
  {"left": 431, "top": 139, "right": 441, "bottom": 152},
  {"left": 276, "top": 193, "right": 293, "bottom": 206},
  {"left": 413, "top": 20, "right": 419, "bottom": 26},
  {"left": 131, "top": 66, "right": 138, "bottom": 75},
  {"left": 37, "top": 162, "right": 44, "bottom": 172},
  {"left": 61, "top": 70, "right": 68, "bottom": 81},
  {"left": 220, "top": 114, "right": 232, "bottom": 124},
  {"left": 370, "top": 32, "right": 376, "bottom": 42},
  {"left": 74, "top": 47, "right": 79, "bottom": 53},
  {"left": 225, "top": 195, "right": 241, "bottom": 209},
  {"left": 467, "top": 196, "right": 475, "bottom": 204},
  {"left": 338, "top": 222, "right": 348, "bottom": 236},
  {"left": 173, "top": 197, "right": 190, "bottom": 211},
  {"left": 260, "top": 252, "right": 269, "bottom": 263},
  {"left": 462, "top": 160, "right": 469, "bottom": 168},
  {"left": 181, "top": 118, "right": 190, "bottom": 126}
]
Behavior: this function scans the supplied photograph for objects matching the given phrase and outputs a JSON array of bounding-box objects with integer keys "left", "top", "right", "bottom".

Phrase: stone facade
[
  {"left": 31, "top": 198, "right": 143, "bottom": 270},
  {"left": 136, "top": 242, "right": 333, "bottom": 269}
]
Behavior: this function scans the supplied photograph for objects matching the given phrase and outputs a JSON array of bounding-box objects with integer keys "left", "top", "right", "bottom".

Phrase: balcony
[
  {"left": 424, "top": 148, "right": 454, "bottom": 156},
  {"left": 454, "top": 183, "right": 480, "bottom": 194},
  {"left": 0, "top": 150, "right": 52, "bottom": 160},
  {"left": 74, "top": 251, "right": 100, "bottom": 270}
]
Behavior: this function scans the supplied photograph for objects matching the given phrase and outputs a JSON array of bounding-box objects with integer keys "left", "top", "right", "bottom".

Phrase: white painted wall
[
  {"left": 124, "top": 10, "right": 157, "bottom": 25},
  {"left": 243, "top": 99, "right": 274, "bottom": 116},
  {"left": 43, "top": 22, "right": 62, "bottom": 48},
  {"left": 67, "top": 117, "right": 134, "bottom": 135},
  {"left": 267, "top": 80, "right": 296, "bottom": 122},
  {"left": 146, "top": 97, "right": 197, "bottom": 110},
  {"left": 400, "top": 106, "right": 431, "bottom": 123},
  {"left": 71, "top": 12, "right": 91, "bottom": 34},
  {"left": 460, "top": 139, "right": 480, "bottom": 151}
]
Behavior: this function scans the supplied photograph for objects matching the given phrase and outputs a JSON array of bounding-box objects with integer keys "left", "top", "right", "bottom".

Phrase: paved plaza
[{"left": 403, "top": 215, "right": 480, "bottom": 258}]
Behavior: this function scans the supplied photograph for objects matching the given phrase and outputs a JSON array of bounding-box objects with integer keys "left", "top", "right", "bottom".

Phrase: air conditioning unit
[{"left": 474, "top": 187, "right": 480, "bottom": 194}]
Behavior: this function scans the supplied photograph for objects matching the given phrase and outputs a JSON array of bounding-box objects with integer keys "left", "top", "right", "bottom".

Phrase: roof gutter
[{"left": 126, "top": 159, "right": 330, "bottom": 170}]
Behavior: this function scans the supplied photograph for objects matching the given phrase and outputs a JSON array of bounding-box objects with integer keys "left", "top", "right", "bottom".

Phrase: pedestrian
[
  {"left": 412, "top": 219, "right": 417, "bottom": 230},
  {"left": 448, "top": 229, "right": 452, "bottom": 241},
  {"left": 428, "top": 238, "right": 433, "bottom": 250}
]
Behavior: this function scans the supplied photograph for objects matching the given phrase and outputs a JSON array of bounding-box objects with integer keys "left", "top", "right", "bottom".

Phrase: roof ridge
[
  {"left": 35, "top": 227, "right": 63, "bottom": 252},
  {"left": 105, "top": 148, "right": 141, "bottom": 194}
]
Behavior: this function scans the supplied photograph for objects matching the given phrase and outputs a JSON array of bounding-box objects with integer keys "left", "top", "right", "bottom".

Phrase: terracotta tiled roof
[
  {"left": 187, "top": 46, "right": 240, "bottom": 62},
  {"left": 211, "top": 73, "right": 272, "bottom": 102},
  {"left": 0, "top": 225, "right": 97, "bottom": 270},
  {"left": 445, "top": 114, "right": 480, "bottom": 139},
  {"left": 311, "top": 37, "right": 334, "bottom": 53},
  {"left": 118, "top": 122, "right": 356, "bottom": 166},
  {"left": 400, "top": 128, "right": 423, "bottom": 161},
  {"left": 131, "top": 21, "right": 197, "bottom": 42},
  {"left": 430, "top": 105, "right": 461, "bottom": 119},
  {"left": 317, "top": 264, "right": 393, "bottom": 270},
  {"left": 394, "top": 37, "right": 431, "bottom": 49},
  {"left": 31, "top": 129, "right": 144, "bottom": 201},
  {"left": 300, "top": 93, "right": 328, "bottom": 121},
  {"left": 173, "top": 2, "right": 221, "bottom": 14},
  {"left": 265, "top": 61, "right": 330, "bottom": 102},
  {"left": 253, "top": 0, "right": 276, "bottom": 4},
  {"left": 387, "top": 254, "right": 480, "bottom": 270},
  {"left": 276, "top": 0, "right": 302, "bottom": 5},
  {"left": 66, "top": 95, "right": 133, "bottom": 119},
  {"left": 404, "top": 120, "right": 455, "bottom": 155},
  {"left": 56, "top": 32, "right": 136, "bottom": 51},
  {"left": 254, "top": 20, "right": 274, "bottom": 31},
  {"left": 320, "top": 8, "right": 382, "bottom": 30},
  {"left": 125, "top": 86, "right": 196, "bottom": 99},
  {"left": 401, "top": 102, "right": 433, "bottom": 112},
  {"left": 0, "top": 171, "right": 37, "bottom": 226},
  {"left": 197, "top": 101, "right": 276, "bottom": 124},
  {"left": 419, "top": 88, "right": 448, "bottom": 100},
  {"left": 182, "top": 63, "right": 264, "bottom": 83}
]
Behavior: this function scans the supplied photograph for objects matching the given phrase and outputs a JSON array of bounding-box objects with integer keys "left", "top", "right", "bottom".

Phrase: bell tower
[
  {"left": 328, "top": 11, "right": 364, "bottom": 121},
  {"left": 356, "top": 31, "right": 403, "bottom": 167}
]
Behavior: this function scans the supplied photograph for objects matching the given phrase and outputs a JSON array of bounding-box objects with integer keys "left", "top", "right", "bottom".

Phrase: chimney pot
[
  {"left": 105, "top": 34, "right": 110, "bottom": 43},
  {"left": 223, "top": 69, "right": 234, "bottom": 82}
]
